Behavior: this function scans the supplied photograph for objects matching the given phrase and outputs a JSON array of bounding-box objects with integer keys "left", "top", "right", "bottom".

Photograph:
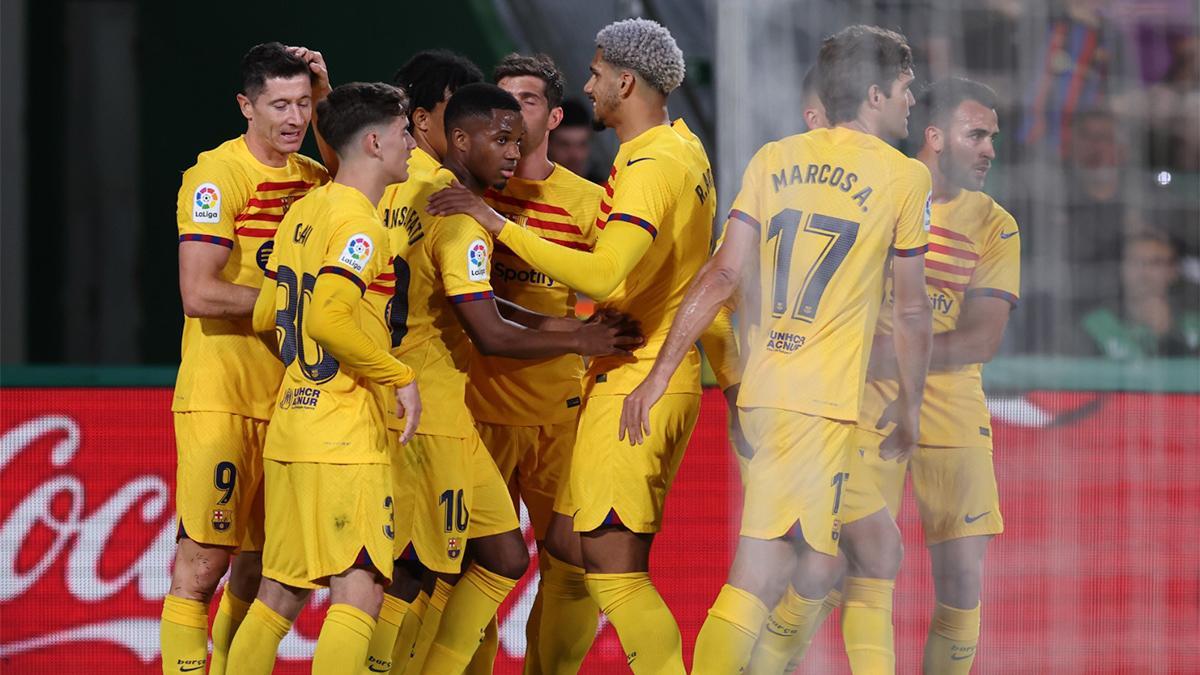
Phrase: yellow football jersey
[
  {"left": 378, "top": 156, "right": 495, "bottom": 438},
  {"left": 261, "top": 182, "right": 397, "bottom": 464},
  {"left": 466, "top": 166, "right": 603, "bottom": 426},
  {"left": 174, "top": 136, "right": 328, "bottom": 420},
  {"left": 732, "top": 127, "right": 932, "bottom": 422},
  {"left": 859, "top": 189, "right": 1020, "bottom": 447}
]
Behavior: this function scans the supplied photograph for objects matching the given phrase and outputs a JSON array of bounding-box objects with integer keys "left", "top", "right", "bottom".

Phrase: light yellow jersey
[
  {"left": 859, "top": 189, "right": 1020, "bottom": 447},
  {"left": 378, "top": 150, "right": 495, "bottom": 438},
  {"left": 495, "top": 119, "right": 717, "bottom": 398},
  {"left": 262, "top": 182, "right": 401, "bottom": 464},
  {"left": 466, "top": 166, "right": 603, "bottom": 426},
  {"left": 174, "top": 136, "right": 328, "bottom": 420},
  {"left": 731, "top": 127, "right": 932, "bottom": 422}
]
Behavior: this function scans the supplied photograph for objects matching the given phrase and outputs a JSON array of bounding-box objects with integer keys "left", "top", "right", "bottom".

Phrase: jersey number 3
[{"left": 767, "top": 208, "right": 859, "bottom": 321}]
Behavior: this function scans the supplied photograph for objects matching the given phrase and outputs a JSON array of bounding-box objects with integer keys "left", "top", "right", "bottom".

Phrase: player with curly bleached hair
[{"left": 594, "top": 17, "right": 686, "bottom": 96}]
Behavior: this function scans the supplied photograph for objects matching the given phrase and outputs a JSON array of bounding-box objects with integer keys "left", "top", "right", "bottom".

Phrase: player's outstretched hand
[
  {"left": 287, "top": 45, "right": 331, "bottom": 100},
  {"left": 573, "top": 311, "right": 643, "bottom": 357},
  {"left": 619, "top": 373, "right": 668, "bottom": 446},
  {"left": 395, "top": 381, "right": 422, "bottom": 445},
  {"left": 427, "top": 182, "right": 506, "bottom": 234}
]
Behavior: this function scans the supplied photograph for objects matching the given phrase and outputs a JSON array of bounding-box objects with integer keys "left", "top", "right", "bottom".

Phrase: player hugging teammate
[{"left": 167, "top": 18, "right": 1017, "bottom": 675}]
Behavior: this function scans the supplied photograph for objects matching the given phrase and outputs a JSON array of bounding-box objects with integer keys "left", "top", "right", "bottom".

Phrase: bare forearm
[
  {"left": 648, "top": 263, "right": 738, "bottom": 383},
  {"left": 495, "top": 297, "right": 575, "bottom": 331},
  {"left": 891, "top": 306, "right": 933, "bottom": 416},
  {"left": 182, "top": 280, "right": 260, "bottom": 319},
  {"left": 473, "top": 319, "right": 583, "bottom": 359},
  {"left": 929, "top": 329, "right": 996, "bottom": 370}
]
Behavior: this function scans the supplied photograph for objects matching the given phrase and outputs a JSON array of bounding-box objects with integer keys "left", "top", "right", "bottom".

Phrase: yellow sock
[
  {"left": 585, "top": 572, "right": 685, "bottom": 675},
  {"left": 923, "top": 602, "right": 980, "bottom": 674},
  {"left": 313, "top": 603, "right": 376, "bottom": 675},
  {"left": 225, "top": 599, "right": 292, "bottom": 675},
  {"left": 409, "top": 580, "right": 452, "bottom": 672},
  {"left": 421, "top": 564, "right": 516, "bottom": 675},
  {"left": 209, "top": 589, "right": 250, "bottom": 675},
  {"left": 693, "top": 584, "right": 769, "bottom": 675},
  {"left": 392, "top": 591, "right": 428, "bottom": 674},
  {"left": 464, "top": 617, "right": 499, "bottom": 675},
  {"left": 536, "top": 553, "right": 597, "bottom": 674},
  {"left": 520, "top": 553, "right": 550, "bottom": 675},
  {"left": 747, "top": 586, "right": 836, "bottom": 674},
  {"left": 161, "top": 594, "right": 209, "bottom": 674},
  {"left": 842, "top": 577, "right": 895, "bottom": 675},
  {"left": 365, "top": 593, "right": 410, "bottom": 673}
]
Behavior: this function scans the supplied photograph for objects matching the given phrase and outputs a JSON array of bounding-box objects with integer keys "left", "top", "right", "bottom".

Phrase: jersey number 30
[
  {"left": 767, "top": 208, "right": 859, "bottom": 321},
  {"left": 274, "top": 265, "right": 340, "bottom": 384}
]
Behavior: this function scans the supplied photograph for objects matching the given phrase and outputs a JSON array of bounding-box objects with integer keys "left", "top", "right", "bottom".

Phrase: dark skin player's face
[{"left": 454, "top": 109, "right": 524, "bottom": 190}]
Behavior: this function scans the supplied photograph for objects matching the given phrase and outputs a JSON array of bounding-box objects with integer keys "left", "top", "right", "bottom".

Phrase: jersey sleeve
[
  {"left": 727, "top": 144, "right": 770, "bottom": 231},
  {"left": 431, "top": 214, "right": 495, "bottom": 303},
  {"left": 176, "top": 158, "right": 248, "bottom": 248},
  {"left": 967, "top": 208, "right": 1021, "bottom": 306},
  {"left": 891, "top": 158, "right": 932, "bottom": 257},
  {"left": 319, "top": 218, "right": 390, "bottom": 294},
  {"left": 604, "top": 158, "right": 680, "bottom": 239}
]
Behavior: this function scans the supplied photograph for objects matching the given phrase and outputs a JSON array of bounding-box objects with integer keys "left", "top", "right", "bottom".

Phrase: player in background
[
  {"left": 361, "top": 49, "right": 485, "bottom": 675},
  {"left": 428, "top": 19, "right": 729, "bottom": 674},
  {"left": 225, "top": 81, "right": 422, "bottom": 675},
  {"left": 619, "top": 25, "right": 933, "bottom": 674},
  {"left": 164, "top": 41, "right": 330, "bottom": 675},
  {"left": 453, "top": 53, "right": 603, "bottom": 675},
  {"left": 379, "top": 83, "right": 641, "bottom": 675},
  {"left": 842, "top": 77, "right": 1018, "bottom": 674}
]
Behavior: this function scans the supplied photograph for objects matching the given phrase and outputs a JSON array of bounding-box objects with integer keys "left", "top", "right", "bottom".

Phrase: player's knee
[
  {"left": 843, "top": 516, "right": 903, "bottom": 580},
  {"left": 227, "top": 552, "right": 264, "bottom": 600},
  {"left": 171, "top": 542, "right": 231, "bottom": 600},
  {"left": 478, "top": 532, "right": 530, "bottom": 580}
]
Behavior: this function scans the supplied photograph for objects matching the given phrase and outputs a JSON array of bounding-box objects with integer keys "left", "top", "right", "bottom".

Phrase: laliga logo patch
[
  {"left": 447, "top": 537, "right": 462, "bottom": 559},
  {"left": 211, "top": 509, "right": 231, "bottom": 532},
  {"left": 192, "top": 182, "right": 221, "bottom": 224},
  {"left": 339, "top": 233, "right": 374, "bottom": 272},
  {"left": 923, "top": 191, "right": 932, "bottom": 232},
  {"left": 466, "top": 239, "right": 489, "bottom": 281}
]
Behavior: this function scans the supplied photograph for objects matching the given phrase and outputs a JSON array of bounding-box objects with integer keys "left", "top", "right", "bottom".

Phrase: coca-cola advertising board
[{"left": 2, "top": 387, "right": 1197, "bottom": 673}]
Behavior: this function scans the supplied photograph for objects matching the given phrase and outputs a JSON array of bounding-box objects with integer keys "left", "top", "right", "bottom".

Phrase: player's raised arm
[{"left": 618, "top": 212, "right": 755, "bottom": 444}]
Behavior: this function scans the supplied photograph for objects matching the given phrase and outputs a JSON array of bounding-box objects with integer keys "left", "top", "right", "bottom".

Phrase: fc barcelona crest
[
  {"left": 280, "top": 194, "right": 297, "bottom": 214},
  {"left": 447, "top": 537, "right": 462, "bottom": 559},
  {"left": 212, "top": 509, "right": 232, "bottom": 532}
]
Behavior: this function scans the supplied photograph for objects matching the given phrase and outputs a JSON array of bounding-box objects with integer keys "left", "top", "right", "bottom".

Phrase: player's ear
[
  {"left": 236, "top": 93, "right": 254, "bottom": 122},
  {"left": 866, "top": 83, "right": 884, "bottom": 110},
  {"left": 362, "top": 128, "right": 382, "bottom": 159},
  {"left": 412, "top": 107, "right": 431, "bottom": 134},
  {"left": 926, "top": 125, "right": 943, "bottom": 153},
  {"left": 547, "top": 105, "right": 564, "bottom": 132},
  {"left": 618, "top": 70, "right": 636, "bottom": 99},
  {"left": 451, "top": 126, "right": 469, "bottom": 152}
]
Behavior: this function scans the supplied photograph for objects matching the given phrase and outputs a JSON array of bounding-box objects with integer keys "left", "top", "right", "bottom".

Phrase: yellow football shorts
[
  {"left": 393, "top": 430, "right": 520, "bottom": 574},
  {"left": 173, "top": 411, "right": 266, "bottom": 550},
  {"left": 476, "top": 418, "right": 577, "bottom": 541},
  {"left": 261, "top": 459, "right": 394, "bottom": 590},
  {"left": 569, "top": 393, "right": 700, "bottom": 534},
  {"left": 842, "top": 429, "right": 1004, "bottom": 544},
  {"left": 739, "top": 407, "right": 855, "bottom": 557}
]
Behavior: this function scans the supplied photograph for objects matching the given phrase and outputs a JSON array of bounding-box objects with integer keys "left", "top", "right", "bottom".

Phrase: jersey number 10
[{"left": 767, "top": 208, "right": 859, "bottom": 322}]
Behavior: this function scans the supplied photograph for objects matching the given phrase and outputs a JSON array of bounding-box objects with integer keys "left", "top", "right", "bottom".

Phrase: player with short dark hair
[
  {"left": 224, "top": 79, "right": 421, "bottom": 674},
  {"left": 163, "top": 40, "right": 329, "bottom": 675},
  {"left": 393, "top": 49, "right": 486, "bottom": 161},
  {"left": 621, "top": 24, "right": 933, "bottom": 674},
  {"left": 549, "top": 98, "right": 597, "bottom": 180},
  {"left": 377, "top": 81, "right": 640, "bottom": 675},
  {"left": 801, "top": 64, "right": 830, "bottom": 131}
]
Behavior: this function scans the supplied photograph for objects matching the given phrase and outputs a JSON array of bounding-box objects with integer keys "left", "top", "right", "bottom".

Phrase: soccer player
[
  {"left": 843, "top": 77, "right": 1019, "bottom": 674},
  {"left": 428, "top": 19, "right": 719, "bottom": 674},
  {"left": 164, "top": 41, "right": 329, "bottom": 675},
  {"left": 457, "top": 53, "right": 604, "bottom": 675},
  {"left": 618, "top": 25, "right": 934, "bottom": 674},
  {"left": 362, "top": 49, "right": 484, "bottom": 675},
  {"left": 225, "top": 80, "right": 422, "bottom": 675},
  {"left": 548, "top": 98, "right": 596, "bottom": 181},
  {"left": 381, "top": 82, "right": 641, "bottom": 675}
]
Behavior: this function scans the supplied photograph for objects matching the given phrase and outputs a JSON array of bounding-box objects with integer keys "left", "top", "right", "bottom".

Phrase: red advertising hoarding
[{"left": 2, "top": 388, "right": 1197, "bottom": 673}]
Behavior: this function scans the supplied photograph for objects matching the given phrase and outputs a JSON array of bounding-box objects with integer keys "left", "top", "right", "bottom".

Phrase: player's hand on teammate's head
[
  {"left": 395, "top": 381, "right": 422, "bottom": 445},
  {"left": 287, "top": 45, "right": 332, "bottom": 100},
  {"left": 426, "top": 182, "right": 507, "bottom": 234}
]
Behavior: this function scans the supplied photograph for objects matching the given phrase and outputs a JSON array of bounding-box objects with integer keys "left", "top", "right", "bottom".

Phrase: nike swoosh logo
[
  {"left": 999, "top": 231, "right": 1018, "bottom": 239},
  {"left": 964, "top": 511, "right": 991, "bottom": 523},
  {"left": 368, "top": 666, "right": 391, "bottom": 672},
  {"left": 950, "top": 652, "right": 975, "bottom": 660},
  {"left": 626, "top": 157, "right": 654, "bottom": 166},
  {"left": 180, "top": 667, "right": 205, "bottom": 673}
]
